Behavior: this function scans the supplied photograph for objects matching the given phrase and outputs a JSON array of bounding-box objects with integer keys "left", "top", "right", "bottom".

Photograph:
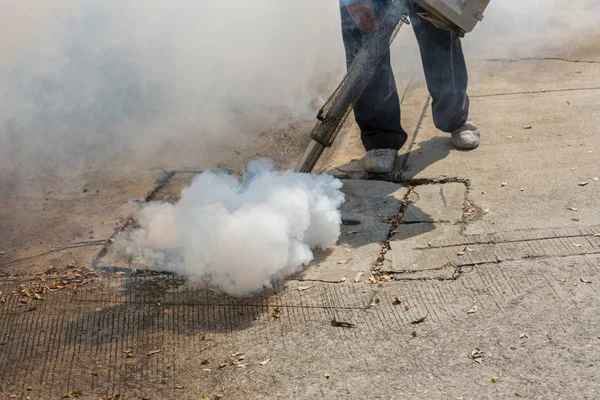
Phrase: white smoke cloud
[{"left": 124, "top": 160, "right": 345, "bottom": 297}]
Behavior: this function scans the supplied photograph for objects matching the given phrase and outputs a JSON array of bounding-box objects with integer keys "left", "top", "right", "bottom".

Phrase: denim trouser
[{"left": 341, "top": 0, "right": 470, "bottom": 151}]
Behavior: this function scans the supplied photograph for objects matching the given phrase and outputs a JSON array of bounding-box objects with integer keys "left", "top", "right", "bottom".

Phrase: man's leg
[
  {"left": 409, "top": 2, "right": 479, "bottom": 148},
  {"left": 340, "top": 3, "right": 408, "bottom": 153}
]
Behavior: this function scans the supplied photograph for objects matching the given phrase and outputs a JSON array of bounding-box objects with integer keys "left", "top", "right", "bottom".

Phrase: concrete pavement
[{"left": 2, "top": 13, "right": 600, "bottom": 400}]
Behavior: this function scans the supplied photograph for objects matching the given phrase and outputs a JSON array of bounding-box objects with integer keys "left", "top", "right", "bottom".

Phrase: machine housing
[{"left": 414, "top": 0, "right": 491, "bottom": 36}]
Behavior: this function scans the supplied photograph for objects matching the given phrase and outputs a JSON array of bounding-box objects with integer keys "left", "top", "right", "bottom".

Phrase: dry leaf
[
  {"left": 330, "top": 318, "right": 355, "bottom": 328},
  {"left": 411, "top": 331, "right": 417, "bottom": 337},
  {"left": 0, "top": 251, "right": 5, "bottom": 255},
  {"left": 593, "top": 177, "right": 599, "bottom": 182},
  {"left": 469, "top": 348, "right": 484, "bottom": 364},
  {"left": 347, "top": 230, "right": 361, "bottom": 235},
  {"left": 506, "top": 136, "right": 513, "bottom": 139},
  {"left": 202, "top": 368, "right": 212, "bottom": 372},
  {"left": 272, "top": 308, "right": 281, "bottom": 318},
  {"left": 353, "top": 271, "right": 364, "bottom": 282},
  {"left": 297, "top": 286, "right": 312, "bottom": 291},
  {"left": 404, "top": 305, "right": 410, "bottom": 311},
  {"left": 339, "top": 277, "right": 347, "bottom": 283},
  {"left": 467, "top": 305, "right": 478, "bottom": 314},
  {"left": 593, "top": 234, "right": 600, "bottom": 237},
  {"left": 523, "top": 125, "right": 532, "bottom": 129},
  {"left": 393, "top": 297, "right": 402, "bottom": 305},
  {"left": 175, "top": 384, "right": 185, "bottom": 389},
  {"left": 520, "top": 333, "right": 528, "bottom": 339},
  {"left": 457, "top": 247, "right": 467, "bottom": 256},
  {"left": 579, "top": 182, "right": 589, "bottom": 187},
  {"left": 115, "top": 271, "right": 125, "bottom": 275},
  {"left": 260, "top": 358, "right": 272, "bottom": 366},
  {"left": 219, "top": 362, "right": 228, "bottom": 369},
  {"left": 337, "top": 260, "right": 349, "bottom": 265},
  {"left": 122, "top": 349, "right": 134, "bottom": 358},
  {"left": 231, "top": 359, "right": 240, "bottom": 365},
  {"left": 427, "top": 241, "right": 432, "bottom": 247},
  {"left": 491, "top": 376, "right": 499, "bottom": 383},
  {"left": 411, "top": 315, "right": 427, "bottom": 325},
  {"left": 324, "top": 372, "right": 330, "bottom": 379},
  {"left": 147, "top": 350, "right": 161, "bottom": 356},
  {"left": 580, "top": 277, "right": 592, "bottom": 284},
  {"left": 501, "top": 182, "right": 508, "bottom": 187},
  {"left": 568, "top": 207, "right": 579, "bottom": 211}
]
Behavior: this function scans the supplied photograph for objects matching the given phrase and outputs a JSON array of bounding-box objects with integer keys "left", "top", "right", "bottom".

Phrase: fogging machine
[{"left": 295, "top": 0, "right": 490, "bottom": 173}]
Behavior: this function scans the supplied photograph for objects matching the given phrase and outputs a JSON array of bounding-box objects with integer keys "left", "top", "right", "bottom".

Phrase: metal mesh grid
[{"left": 310, "top": 0, "right": 408, "bottom": 147}]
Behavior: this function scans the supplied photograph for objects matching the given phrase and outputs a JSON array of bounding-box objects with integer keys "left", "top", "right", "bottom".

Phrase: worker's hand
[{"left": 346, "top": 0, "right": 380, "bottom": 32}]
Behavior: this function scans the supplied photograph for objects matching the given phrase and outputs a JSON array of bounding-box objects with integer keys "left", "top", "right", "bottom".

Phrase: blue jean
[{"left": 341, "top": 0, "right": 470, "bottom": 151}]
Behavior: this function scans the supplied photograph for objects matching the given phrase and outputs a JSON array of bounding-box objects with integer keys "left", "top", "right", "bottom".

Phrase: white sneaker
[
  {"left": 451, "top": 120, "right": 480, "bottom": 149},
  {"left": 363, "top": 149, "right": 397, "bottom": 173}
]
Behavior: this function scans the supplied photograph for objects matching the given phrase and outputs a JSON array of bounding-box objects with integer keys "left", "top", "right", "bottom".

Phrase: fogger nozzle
[{"left": 295, "top": 140, "right": 325, "bottom": 173}]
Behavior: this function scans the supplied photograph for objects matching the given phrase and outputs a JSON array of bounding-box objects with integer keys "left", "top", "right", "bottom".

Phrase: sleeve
[{"left": 340, "top": 0, "right": 365, "bottom": 6}]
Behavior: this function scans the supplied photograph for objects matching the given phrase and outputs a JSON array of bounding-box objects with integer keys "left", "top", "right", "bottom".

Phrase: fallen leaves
[
  {"left": 469, "top": 348, "right": 485, "bottom": 364},
  {"left": 457, "top": 247, "right": 475, "bottom": 256},
  {"left": 353, "top": 271, "right": 364, "bottom": 283},
  {"left": 260, "top": 358, "right": 272, "bottom": 366},
  {"left": 580, "top": 277, "right": 592, "bottom": 284},
  {"left": 297, "top": 285, "right": 312, "bottom": 291},
  {"left": 520, "top": 333, "right": 529, "bottom": 339},
  {"left": 393, "top": 297, "right": 402, "bottom": 305},
  {"left": 175, "top": 384, "right": 184, "bottom": 389},
  {"left": 330, "top": 318, "right": 355, "bottom": 328},
  {"left": 201, "top": 368, "right": 211, "bottom": 372},
  {"left": 578, "top": 182, "right": 589, "bottom": 187},
  {"left": 272, "top": 308, "right": 281, "bottom": 319},
  {"left": 411, "top": 331, "right": 417, "bottom": 337},
  {"left": 147, "top": 349, "right": 161, "bottom": 356},
  {"left": 337, "top": 260, "right": 349, "bottom": 265},
  {"left": 523, "top": 125, "right": 532, "bottom": 130},
  {"left": 467, "top": 305, "right": 478, "bottom": 314},
  {"left": 411, "top": 315, "right": 427, "bottom": 325},
  {"left": 501, "top": 182, "right": 508, "bottom": 187},
  {"left": 122, "top": 349, "right": 134, "bottom": 358},
  {"left": 490, "top": 376, "right": 499, "bottom": 383},
  {"left": 339, "top": 277, "right": 347, "bottom": 283},
  {"left": 324, "top": 372, "right": 330, "bottom": 379},
  {"left": 573, "top": 243, "right": 583, "bottom": 247},
  {"left": 568, "top": 207, "right": 579, "bottom": 211},
  {"left": 0, "top": 251, "right": 5, "bottom": 255}
]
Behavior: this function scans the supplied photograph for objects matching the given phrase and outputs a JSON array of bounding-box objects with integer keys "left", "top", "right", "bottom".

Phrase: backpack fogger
[{"left": 295, "top": 0, "right": 491, "bottom": 173}]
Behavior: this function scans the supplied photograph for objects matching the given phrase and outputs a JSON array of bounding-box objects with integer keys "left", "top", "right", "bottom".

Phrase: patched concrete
[
  {"left": 403, "top": 183, "right": 466, "bottom": 223},
  {"left": 296, "top": 180, "right": 409, "bottom": 282}
]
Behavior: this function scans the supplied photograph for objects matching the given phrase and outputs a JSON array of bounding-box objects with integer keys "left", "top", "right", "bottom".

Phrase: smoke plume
[{"left": 124, "top": 160, "right": 345, "bottom": 297}]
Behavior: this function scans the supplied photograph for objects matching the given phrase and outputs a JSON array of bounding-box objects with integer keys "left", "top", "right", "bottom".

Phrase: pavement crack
[
  {"left": 472, "top": 86, "right": 600, "bottom": 99},
  {"left": 486, "top": 56, "right": 600, "bottom": 65},
  {"left": 439, "top": 186, "right": 447, "bottom": 208}
]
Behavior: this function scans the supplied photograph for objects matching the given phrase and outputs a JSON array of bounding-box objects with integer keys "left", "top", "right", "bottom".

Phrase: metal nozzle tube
[{"left": 294, "top": 140, "right": 326, "bottom": 173}]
